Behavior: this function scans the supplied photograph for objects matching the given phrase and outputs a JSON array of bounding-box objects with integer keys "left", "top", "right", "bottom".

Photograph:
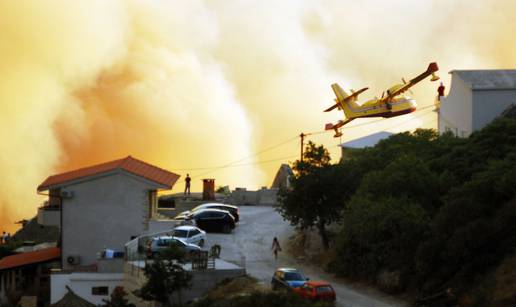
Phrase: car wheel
[
  {"left": 198, "top": 239, "right": 205, "bottom": 247},
  {"left": 222, "top": 224, "right": 231, "bottom": 234}
]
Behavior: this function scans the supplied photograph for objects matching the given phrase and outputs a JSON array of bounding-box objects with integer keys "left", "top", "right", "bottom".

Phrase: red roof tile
[
  {"left": 0, "top": 247, "right": 60, "bottom": 270},
  {"left": 38, "top": 156, "right": 180, "bottom": 191}
]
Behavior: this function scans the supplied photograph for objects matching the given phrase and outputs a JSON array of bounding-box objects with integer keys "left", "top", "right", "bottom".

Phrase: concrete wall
[
  {"left": 0, "top": 271, "right": 7, "bottom": 306},
  {"left": 258, "top": 188, "right": 278, "bottom": 206},
  {"left": 61, "top": 171, "right": 160, "bottom": 270},
  {"left": 122, "top": 261, "right": 245, "bottom": 306},
  {"left": 177, "top": 269, "right": 246, "bottom": 304},
  {"left": 473, "top": 90, "right": 516, "bottom": 131},
  {"left": 0, "top": 269, "right": 20, "bottom": 306},
  {"left": 51, "top": 272, "right": 124, "bottom": 305},
  {"left": 230, "top": 188, "right": 277, "bottom": 206},
  {"left": 37, "top": 207, "right": 61, "bottom": 227},
  {"left": 439, "top": 74, "right": 473, "bottom": 136},
  {"left": 148, "top": 219, "right": 181, "bottom": 234}
]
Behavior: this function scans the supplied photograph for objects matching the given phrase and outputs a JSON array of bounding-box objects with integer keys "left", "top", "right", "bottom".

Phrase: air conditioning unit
[
  {"left": 60, "top": 191, "right": 74, "bottom": 199},
  {"left": 66, "top": 255, "right": 81, "bottom": 265}
]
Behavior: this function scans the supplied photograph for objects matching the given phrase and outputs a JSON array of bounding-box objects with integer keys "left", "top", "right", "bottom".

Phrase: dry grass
[
  {"left": 286, "top": 231, "right": 336, "bottom": 269},
  {"left": 204, "top": 275, "right": 266, "bottom": 301},
  {"left": 491, "top": 253, "right": 516, "bottom": 306}
]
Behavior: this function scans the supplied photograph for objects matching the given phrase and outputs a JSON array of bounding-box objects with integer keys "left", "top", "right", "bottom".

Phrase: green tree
[
  {"left": 334, "top": 196, "right": 429, "bottom": 278},
  {"left": 292, "top": 141, "right": 331, "bottom": 176},
  {"left": 278, "top": 142, "right": 350, "bottom": 250},
  {"left": 103, "top": 286, "right": 135, "bottom": 307},
  {"left": 137, "top": 245, "right": 192, "bottom": 306}
]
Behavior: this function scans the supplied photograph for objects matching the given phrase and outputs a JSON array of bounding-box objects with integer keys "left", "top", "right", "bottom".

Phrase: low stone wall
[
  {"left": 178, "top": 268, "right": 246, "bottom": 304},
  {"left": 123, "top": 260, "right": 246, "bottom": 305},
  {"left": 229, "top": 188, "right": 278, "bottom": 206}
]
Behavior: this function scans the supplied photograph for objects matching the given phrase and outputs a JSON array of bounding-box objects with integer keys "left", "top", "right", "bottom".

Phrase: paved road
[{"left": 204, "top": 206, "right": 407, "bottom": 307}]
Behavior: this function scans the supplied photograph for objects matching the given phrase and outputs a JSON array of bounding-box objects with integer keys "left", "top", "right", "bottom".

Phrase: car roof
[
  {"left": 193, "top": 208, "right": 231, "bottom": 214},
  {"left": 174, "top": 225, "right": 200, "bottom": 231},
  {"left": 195, "top": 203, "right": 237, "bottom": 210},
  {"left": 276, "top": 267, "right": 299, "bottom": 272}
]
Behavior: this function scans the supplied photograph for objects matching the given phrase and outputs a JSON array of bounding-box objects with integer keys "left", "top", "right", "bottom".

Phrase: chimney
[{"left": 202, "top": 179, "right": 215, "bottom": 200}]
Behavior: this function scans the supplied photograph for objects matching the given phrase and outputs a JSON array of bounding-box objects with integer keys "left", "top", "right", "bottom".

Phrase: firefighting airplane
[{"left": 324, "top": 62, "right": 440, "bottom": 137}]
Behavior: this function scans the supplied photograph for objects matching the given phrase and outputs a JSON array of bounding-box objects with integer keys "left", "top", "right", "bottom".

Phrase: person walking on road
[
  {"left": 272, "top": 237, "right": 282, "bottom": 259},
  {"left": 184, "top": 173, "right": 191, "bottom": 195}
]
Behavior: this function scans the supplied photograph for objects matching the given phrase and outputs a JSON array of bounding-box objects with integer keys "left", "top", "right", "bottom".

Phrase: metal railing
[{"left": 124, "top": 230, "right": 221, "bottom": 278}]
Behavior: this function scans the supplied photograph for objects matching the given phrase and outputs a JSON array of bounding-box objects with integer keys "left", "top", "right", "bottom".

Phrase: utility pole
[{"left": 300, "top": 133, "right": 305, "bottom": 161}]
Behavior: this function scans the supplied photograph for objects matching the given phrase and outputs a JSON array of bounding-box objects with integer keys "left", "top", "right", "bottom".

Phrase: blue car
[{"left": 271, "top": 268, "right": 309, "bottom": 290}]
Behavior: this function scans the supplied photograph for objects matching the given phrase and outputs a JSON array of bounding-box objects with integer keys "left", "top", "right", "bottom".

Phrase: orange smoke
[{"left": 1, "top": 0, "right": 516, "bottom": 232}]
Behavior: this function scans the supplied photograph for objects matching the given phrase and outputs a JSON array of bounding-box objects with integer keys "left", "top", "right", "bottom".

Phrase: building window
[{"left": 92, "top": 286, "right": 109, "bottom": 296}]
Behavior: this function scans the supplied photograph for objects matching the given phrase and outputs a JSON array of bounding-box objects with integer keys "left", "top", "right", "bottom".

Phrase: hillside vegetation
[
  {"left": 279, "top": 110, "right": 516, "bottom": 306},
  {"left": 190, "top": 276, "right": 331, "bottom": 307}
]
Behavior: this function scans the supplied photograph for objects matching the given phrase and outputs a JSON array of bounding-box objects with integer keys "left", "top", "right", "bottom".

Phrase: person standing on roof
[
  {"left": 184, "top": 173, "right": 191, "bottom": 195},
  {"left": 438, "top": 82, "right": 445, "bottom": 100}
]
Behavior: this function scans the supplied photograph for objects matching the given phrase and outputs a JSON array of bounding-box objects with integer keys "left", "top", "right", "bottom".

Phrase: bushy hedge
[{"left": 191, "top": 290, "right": 332, "bottom": 307}]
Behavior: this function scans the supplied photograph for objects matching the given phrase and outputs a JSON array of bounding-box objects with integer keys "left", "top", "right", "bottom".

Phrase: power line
[
  {"left": 220, "top": 155, "right": 299, "bottom": 168},
  {"left": 179, "top": 105, "right": 437, "bottom": 178},
  {"left": 190, "top": 136, "right": 298, "bottom": 179},
  {"left": 305, "top": 108, "right": 436, "bottom": 155},
  {"left": 302, "top": 104, "right": 436, "bottom": 137}
]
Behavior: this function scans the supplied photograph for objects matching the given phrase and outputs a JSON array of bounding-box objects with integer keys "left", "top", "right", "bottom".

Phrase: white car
[{"left": 172, "top": 226, "right": 206, "bottom": 247}]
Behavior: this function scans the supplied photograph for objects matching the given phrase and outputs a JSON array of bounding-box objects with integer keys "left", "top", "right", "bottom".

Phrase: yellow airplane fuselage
[{"left": 342, "top": 96, "right": 417, "bottom": 119}]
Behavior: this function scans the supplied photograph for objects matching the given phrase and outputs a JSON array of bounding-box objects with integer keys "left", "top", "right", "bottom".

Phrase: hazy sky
[{"left": 1, "top": 0, "right": 515, "bottom": 231}]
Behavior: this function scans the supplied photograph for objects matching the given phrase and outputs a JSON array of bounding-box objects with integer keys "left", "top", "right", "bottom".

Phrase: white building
[
  {"left": 51, "top": 272, "right": 124, "bottom": 305},
  {"left": 36, "top": 156, "right": 180, "bottom": 305},
  {"left": 438, "top": 70, "right": 516, "bottom": 137},
  {"left": 37, "top": 156, "right": 180, "bottom": 270},
  {"left": 339, "top": 131, "right": 394, "bottom": 160}
]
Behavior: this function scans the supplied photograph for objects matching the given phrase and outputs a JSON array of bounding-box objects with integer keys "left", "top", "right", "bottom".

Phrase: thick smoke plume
[{"left": 1, "top": 0, "right": 515, "bottom": 231}]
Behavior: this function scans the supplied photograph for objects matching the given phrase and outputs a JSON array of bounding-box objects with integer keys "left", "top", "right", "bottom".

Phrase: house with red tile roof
[
  {"left": 34, "top": 156, "right": 179, "bottom": 305},
  {"left": 37, "top": 156, "right": 179, "bottom": 270},
  {"left": 0, "top": 247, "right": 60, "bottom": 306}
]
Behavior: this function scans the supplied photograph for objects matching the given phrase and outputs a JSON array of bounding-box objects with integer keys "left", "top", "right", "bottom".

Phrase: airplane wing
[
  {"left": 383, "top": 62, "right": 439, "bottom": 101},
  {"left": 325, "top": 118, "right": 354, "bottom": 130},
  {"left": 324, "top": 87, "right": 368, "bottom": 112},
  {"left": 325, "top": 118, "right": 355, "bottom": 137}
]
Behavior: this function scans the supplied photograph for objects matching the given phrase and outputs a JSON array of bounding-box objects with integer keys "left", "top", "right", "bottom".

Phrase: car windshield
[
  {"left": 172, "top": 229, "right": 188, "bottom": 238},
  {"left": 284, "top": 272, "right": 305, "bottom": 281}
]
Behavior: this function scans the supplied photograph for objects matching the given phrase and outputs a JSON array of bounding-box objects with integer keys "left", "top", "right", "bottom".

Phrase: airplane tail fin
[
  {"left": 332, "top": 83, "right": 349, "bottom": 102},
  {"left": 324, "top": 83, "right": 367, "bottom": 117}
]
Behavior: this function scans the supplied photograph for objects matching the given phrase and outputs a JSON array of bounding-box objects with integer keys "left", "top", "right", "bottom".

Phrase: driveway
[{"left": 204, "top": 206, "right": 408, "bottom": 307}]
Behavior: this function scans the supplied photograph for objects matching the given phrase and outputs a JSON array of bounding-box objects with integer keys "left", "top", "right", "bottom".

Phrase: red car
[{"left": 293, "top": 281, "right": 336, "bottom": 302}]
